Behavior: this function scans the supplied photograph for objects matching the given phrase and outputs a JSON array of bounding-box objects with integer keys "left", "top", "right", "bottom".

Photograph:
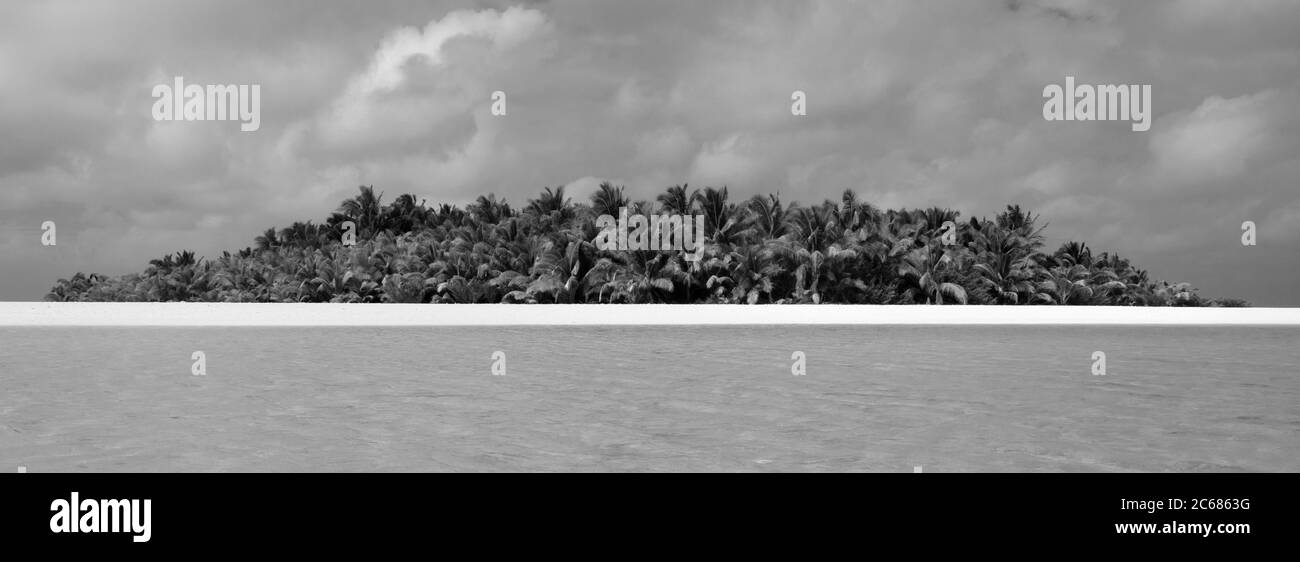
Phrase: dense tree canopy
[{"left": 46, "top": 183, "right": 1245, "bottom": 306}]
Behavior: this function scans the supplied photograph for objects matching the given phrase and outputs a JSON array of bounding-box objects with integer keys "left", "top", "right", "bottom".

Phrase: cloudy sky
[{"left": 1, "top": 0, "right": 1297, "bottom": 304}]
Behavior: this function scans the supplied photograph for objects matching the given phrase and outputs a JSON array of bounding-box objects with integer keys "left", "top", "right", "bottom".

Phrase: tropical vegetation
[{"left": 46, "top": 184, "right": 1245, "bottom": 306}]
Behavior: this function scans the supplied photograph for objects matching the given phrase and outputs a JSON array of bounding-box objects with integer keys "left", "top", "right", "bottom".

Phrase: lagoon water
[{"left": 1, "top": 325, "right": 1296, "bottom": 472}]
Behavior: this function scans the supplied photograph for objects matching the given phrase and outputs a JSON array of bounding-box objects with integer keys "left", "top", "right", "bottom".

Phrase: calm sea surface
[{"left": 1, "top": 326, "right": 1296, "bottom": 472}]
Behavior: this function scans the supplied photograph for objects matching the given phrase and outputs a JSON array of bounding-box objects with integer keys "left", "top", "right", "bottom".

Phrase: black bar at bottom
[{"left": 0, "top": 473, "right": 1289, "bottom": 553}]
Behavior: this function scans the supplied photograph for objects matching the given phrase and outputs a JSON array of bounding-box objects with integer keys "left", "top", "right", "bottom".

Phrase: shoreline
[{"left": 1, "top": 302, "right": 1297, "bottom": 326}]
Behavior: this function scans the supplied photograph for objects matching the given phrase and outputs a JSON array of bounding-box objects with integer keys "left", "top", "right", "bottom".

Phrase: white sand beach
[{"left": 0, "top": 302, "right": 1296, "bottom": 326}]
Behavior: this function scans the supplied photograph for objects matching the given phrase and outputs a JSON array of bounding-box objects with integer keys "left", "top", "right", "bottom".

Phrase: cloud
[
  {"left": 1, "top": 0, "right": 1298, "bottom": 305},
  {"left": 314, "top": 6, "right": 553, "bottom": 153},
  {"left": 633, "top": 125, "right": 692, "bottom": 168},
  {"left": 689, "top": 134, "right": 760, "bottom": 188},
  {"left": 1149, "top": 90, "right": 1287, "bottom": 187}
]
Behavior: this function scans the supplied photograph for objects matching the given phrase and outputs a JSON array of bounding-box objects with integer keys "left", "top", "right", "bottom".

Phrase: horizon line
[{"left": 1, "top": 303, "right": 1296, "bottom": 327}]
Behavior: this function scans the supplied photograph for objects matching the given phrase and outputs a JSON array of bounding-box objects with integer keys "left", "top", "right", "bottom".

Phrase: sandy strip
[{"left": 0, "top": 302, "right": 1296, "bottom": 326}]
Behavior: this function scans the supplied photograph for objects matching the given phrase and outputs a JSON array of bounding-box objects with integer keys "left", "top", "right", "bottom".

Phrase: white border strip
[{"left": 0, "top": 303, "right": 1296, "bottom": 326}]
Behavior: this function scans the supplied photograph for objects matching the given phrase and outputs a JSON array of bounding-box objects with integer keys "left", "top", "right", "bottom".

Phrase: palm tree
[
  {"left": 432, "top": 203, "right": 466, "bottom": 228},
  {"left": 1036, "top": 264, "right": 1125, "bottom": 305},
  {"left": 915, "top": 207, "right": 962, "bottom": 239},
  {"left": 336, "top": 185, "right": 386, "bottom": 237},
  {"left": 967, "top": 219, "right": 1043, "bottom": 304},
  {"left": 141, "top": 250, "right": 205, "bottom": 301},
  {"left": 656, "top": 183, "right": 697, "bottom": 214},
  {"left": 467, "top": 194, "right": 513, "bottom": 224},
  {"left": 522, "top": 238, "right": 597, "bottom": 303},
  {"left": 743, "top": 193, "right": 790, "bottom": 242},
  {"left": 387, "top": 193, "right": 429, "bottom": 232},
  {"left": 601, "top": 250, "right": 685, "bottom": 303},
  {"left": 996, "top": 204, "right": 1047, "bottom": 241},
  {"left": 1054, "top": 241, "right": 1093, "bottom": 268},
  {"left": 788, "top": 202, "right": 843, "bottom": 253},
  {"left": 589, "top": 182, "right": 629, "bottom": 218},
  {"left": 696, "top": 186, "right": 735, "bottom": 239},
  {"left": 45, "top": 184, "right": 1236, "bottom": 307},
  {"left": 45, "top": 272, "right": 102, "bottom": 301},
  {"left": 278, "top": 221, "right": 329, "bottom": 249},
  {"left": 1153, "top": 281, "right": 1204, "bottom": 306},
  {"left": 897, "top": 242, "right": 968, "bottom": 304},
  {"left": 723, "top": 244, "right": 784, "bottom": 304},
  {"left": 693, "top": 187, "right": 742, "bottom": 248},
  {"left": 791, "top": 244, "right": 865, "bottom": 304},
  {"left": 254, "top": 227, "right": 279, "bottom": 252},
  {"left": 526, "top": 186, "right": 572, "bottom": 217},
  {"left": 837, "top": 189, "right": 881, "bottom": 232}
]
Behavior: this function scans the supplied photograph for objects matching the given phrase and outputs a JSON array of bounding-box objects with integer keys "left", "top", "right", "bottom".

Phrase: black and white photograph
[{"left": 0, "top": 0, "right": 1296, "bottom": 550}]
